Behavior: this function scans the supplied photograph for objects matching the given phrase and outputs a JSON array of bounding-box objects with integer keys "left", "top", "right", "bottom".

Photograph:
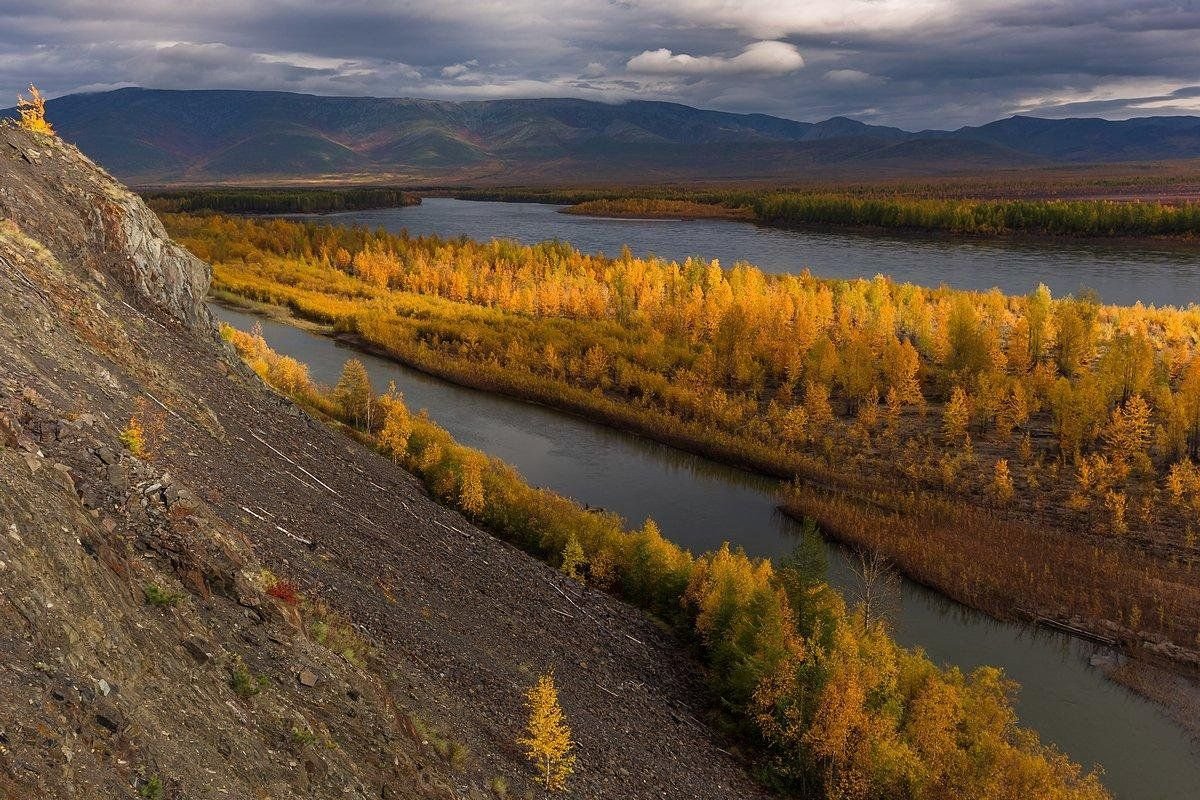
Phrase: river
[
  {"left": 214, "top": 301, "right": 1200, "bottom": 800},
  {"left": 302, "top": 197, "right": 1200, "bottom": 307}
]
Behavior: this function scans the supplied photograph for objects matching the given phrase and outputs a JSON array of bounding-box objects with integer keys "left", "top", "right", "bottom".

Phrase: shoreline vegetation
[
  {"left": 143, "top": 187, "right": 421, "bottom": 215},
  {"left": 560, "top": 198, "right": 754, "bottom": 221},
  {"left": 220, "top": 319, "right": 1112, "bottom": 800},
  {"left": 166, "top": 211, "right": 1200, "bottom": 685},
  {"left": 515, "top": 190, "right": 1200, "bottom": 239},
  {"left": 215, "top": 288, "right": 1200, "bottom": 732}
]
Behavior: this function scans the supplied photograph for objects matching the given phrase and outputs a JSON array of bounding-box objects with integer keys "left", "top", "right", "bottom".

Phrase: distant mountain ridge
[{"left": 6, "top": 87, "right": 1200, "bottom": 183}]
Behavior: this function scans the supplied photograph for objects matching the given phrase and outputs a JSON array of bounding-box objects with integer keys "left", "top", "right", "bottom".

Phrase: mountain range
[{"left": 7, "top": 87, "right": 1200, "bottom": 184}]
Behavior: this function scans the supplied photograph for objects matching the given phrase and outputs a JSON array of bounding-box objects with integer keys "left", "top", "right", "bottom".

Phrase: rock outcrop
[
  {"left": 1, "top": 125, "right": 210, "bottom": 328},
  {"left": 0, "top": 121, "right": 762, "bottom": 798}
]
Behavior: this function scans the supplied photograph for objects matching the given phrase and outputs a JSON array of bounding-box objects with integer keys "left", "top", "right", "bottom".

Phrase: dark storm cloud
[{"left": 2, "top": 0, "right": 1199, "bottom": 127}]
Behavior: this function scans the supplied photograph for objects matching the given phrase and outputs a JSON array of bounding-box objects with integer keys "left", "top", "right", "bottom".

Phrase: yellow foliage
[
  {"left": 1104, "top": 490, "right": 1128, "bottom": 535},
  {"left": 458, "top": 456, "right": 486, "bottom": 517},
  {"left": 120, "top": 416, "right": 145, "bottom": 457},
  {"left": 377, "top": 385, "right": 413, "bottom": 462},
  {"left": 991, "top": 459, "right": 1014, "bottom": 505},
  {"left": 16, "top": 85, "right": 53, "bottom": 135},
  {"left": 560, "top": 533, "right": 586, "bottom": 581},
  {"left": 215, "top": 284, "right": 1116, "bottom": 800},
  {"left": 943, "top": 386, "right": 970, "bottom": 443},
  {"left": 176, "top": 210, "right": 1200, "bottom": 555},
  {"left": 519, "top": 673, "right": 575, "bottom": 791}
]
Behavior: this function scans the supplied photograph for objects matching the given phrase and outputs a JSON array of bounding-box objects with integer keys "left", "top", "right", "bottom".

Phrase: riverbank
[
  {"left": 143, "top": 186, "right": 422, "bottom": 215},
  {"left": 177, "top": 209, "right": 1200, "bottom": 679},
  {"left": 775, "top": 490, "right": 1200, "bottom": 741},
  {"left": 213, "top": 294, "right": 1200, "bottom": 797},
  {"left": 212, "top": 290, "right": 1200, "bottom": 694}
]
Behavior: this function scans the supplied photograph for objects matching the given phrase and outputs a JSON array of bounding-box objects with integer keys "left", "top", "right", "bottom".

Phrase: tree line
[
  {"left": 752, "top": 192, "right": 1200, "bottom": 237},
  {"left": 144, "top": 187, "right": 421, "bottom": 215},
  {"left": 459, "top": 186, "right": 1200, "bottom": 238},
  {"left": 222, "top": 321, "right": 1111, "bottom": 800}
]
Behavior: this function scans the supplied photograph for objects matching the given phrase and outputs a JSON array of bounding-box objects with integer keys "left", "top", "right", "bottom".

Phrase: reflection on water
[
  {"left": 302, "top": 198, "right": 1200, "bottom": 307},
  {"left": 212, "top": 303, "right": 1200, "bottom": 800}
]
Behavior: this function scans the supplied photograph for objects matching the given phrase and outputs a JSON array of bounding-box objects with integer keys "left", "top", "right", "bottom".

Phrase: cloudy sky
[{"left": 3, "top": 1, "right": 1200, "bottom": 129}]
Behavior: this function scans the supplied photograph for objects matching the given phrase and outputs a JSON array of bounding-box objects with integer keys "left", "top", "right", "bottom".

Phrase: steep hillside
[{"left": 0, "top": 124, "right": 763, "bottom": 798}]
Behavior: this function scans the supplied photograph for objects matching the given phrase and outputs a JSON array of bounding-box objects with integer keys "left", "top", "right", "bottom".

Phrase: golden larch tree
[
  {"left": 560, "top": 533, "right": 586, "bottom": 581},
  {"left": 377, "top": 383, "right": 413, "bottom": 462},
  {"left": 17, "top": 85, "right": 53, "bottom": 135},
  {"left": 333, "top": 358, "right": 373, "bottom": 429},
  {"left": 991, "top": 459, "right": 1014, "bottom": 506},
  {"left": 458, "top": 455, "right": 485, "bottom": 517},
  {"left": 803, "top": 381, "right": 834, "bottom": 428},
  {"left": 943, "top": 386, "right": 970, "bottom": 443},
  {"left": 519, "top": 673, "right": 575, "bottom": 791}
]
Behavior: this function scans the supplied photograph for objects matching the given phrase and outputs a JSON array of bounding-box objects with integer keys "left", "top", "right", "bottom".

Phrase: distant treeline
[
  {"left": 458, "top": 186, "right": 758, "bottom": 207},
  {"left": 461, "top": 186, "right": 1200, "bottom": 238},
  {"left": 751, "top": 193, "right": 1200, "bottom": 237},
  {"left": 143, "top": 187, "right": 421, "bottom": 215},
  {"left": 561, "top": 198, "right": 753, "bottom": 221}
]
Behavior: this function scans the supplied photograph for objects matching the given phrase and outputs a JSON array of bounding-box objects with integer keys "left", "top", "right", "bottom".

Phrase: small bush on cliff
[
  {"left": 143, "top": 583, "right": 181, "bottom": 608},
  {"left": 16, "top": 85, "right": 53, "bottom": 135},
  {"left": 121, "top": 416, "right": 145, "bottom": 456},
  {"left": 229, "top": 661, "right": 267, "bottom": 700},
  {"left": 136, "top": 775, "right": 163, "bottom": 800}
]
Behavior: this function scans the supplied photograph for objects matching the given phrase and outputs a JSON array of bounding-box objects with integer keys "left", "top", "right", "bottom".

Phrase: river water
[
  {"left": 214, "top": 299, "right": 1200, "bottom": 800},
  {"left": 305, "top": 197, "right": 1200, "bottom": 307}
]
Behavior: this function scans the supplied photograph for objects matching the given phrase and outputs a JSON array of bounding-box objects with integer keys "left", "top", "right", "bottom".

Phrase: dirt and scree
[{"left": 0, "top": 123, "right": 766, "bottom": 799}]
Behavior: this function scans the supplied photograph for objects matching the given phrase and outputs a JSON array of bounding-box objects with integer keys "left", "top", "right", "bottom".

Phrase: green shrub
[
  {"left": 229, "top": 663, "right": 267, "bottom": 699},
  {"left": 143, "top": 583, "right": 182, "bottom": 608}
]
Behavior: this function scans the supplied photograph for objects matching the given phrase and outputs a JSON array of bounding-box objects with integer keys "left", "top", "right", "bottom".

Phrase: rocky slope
[{"left": 0, "top": 123, "right": 763, "bottom": 798}]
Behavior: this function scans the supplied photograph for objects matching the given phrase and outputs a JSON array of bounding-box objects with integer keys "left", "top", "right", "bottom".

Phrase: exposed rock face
[{"left": 0, "top": 124, "right": 210, "bottom": 328}]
